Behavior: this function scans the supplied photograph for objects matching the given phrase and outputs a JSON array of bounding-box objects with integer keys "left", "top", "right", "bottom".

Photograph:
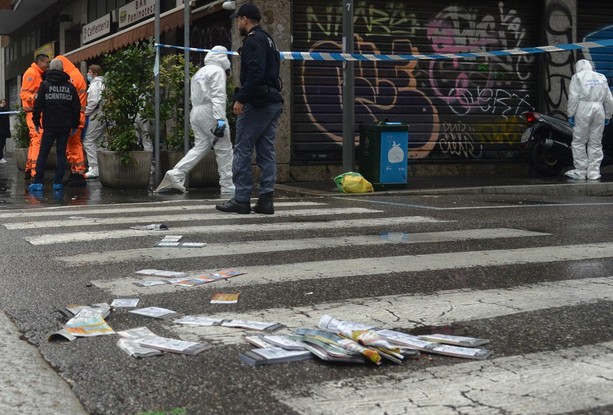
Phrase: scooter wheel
[{"left": 530, "top": 140, "right": 565, "bottom": 176}]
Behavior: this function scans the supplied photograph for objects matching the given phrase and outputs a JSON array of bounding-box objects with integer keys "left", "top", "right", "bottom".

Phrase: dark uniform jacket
[
  {"left": 235, "top": 25, "right": 283, "bottom": 106},
  {"left": 33, "top": 69, "right": 80, "bottom": 132},
  {"left": 0, "top": 104, "right": 10, "bottom": 138}
]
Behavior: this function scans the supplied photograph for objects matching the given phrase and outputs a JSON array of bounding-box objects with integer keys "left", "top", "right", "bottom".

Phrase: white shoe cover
[
  {"left": 155, "top": 171, "right": 186, "bottom": 193},
  {"left": 587, "top": 171, "right": 601, "bottom": 180},
  {"left": 220, "top": 185, "right": 235, "bottom": 195},
  {"left": 564, "top": 169, "right": 586, "bottom": 180}
]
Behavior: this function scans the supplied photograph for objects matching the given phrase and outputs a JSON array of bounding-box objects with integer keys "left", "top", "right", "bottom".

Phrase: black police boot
[
  {"left": 253, "top": 192, "right": 274, "bottom": 214},
  {"left": 216, "top": 198, "right": 251, "bottom": 214}
]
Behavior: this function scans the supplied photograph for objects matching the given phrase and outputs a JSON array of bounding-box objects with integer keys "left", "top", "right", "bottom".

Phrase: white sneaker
[
  {"left": 587, "top": 171, "right": 601, "bottom": 180},
  {"left": 564, "top": 169, "right": 586, "bottom": 180},
  {"left": 0, "top": 158, "right": 6, "bottom": 164},
  {"left": 85, "top": 170, "right": 99, "bottom": 179}
]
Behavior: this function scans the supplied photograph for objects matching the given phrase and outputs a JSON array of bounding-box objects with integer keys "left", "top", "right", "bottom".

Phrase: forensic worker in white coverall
[
  {"left": 83, "top": 65, "right": 105, "bottom": 179},
  {"left": 565, "top": 59, "right": 613, "bottom": 180},
  {"left": 155, "top": 46, "right": 234, "bottom": 194}
]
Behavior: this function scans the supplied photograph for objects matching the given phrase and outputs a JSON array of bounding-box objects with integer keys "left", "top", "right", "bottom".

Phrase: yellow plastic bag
[{"left": 334, "top": 172, "right": 374, "bottom": 193}]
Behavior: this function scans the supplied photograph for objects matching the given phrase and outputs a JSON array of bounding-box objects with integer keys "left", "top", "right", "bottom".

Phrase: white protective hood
[
  {"left": 204, "top": 46, "right": 231, "bottom": 71},
  {"left": 575, "top": 59, "right": 593, "bottom": 73}
]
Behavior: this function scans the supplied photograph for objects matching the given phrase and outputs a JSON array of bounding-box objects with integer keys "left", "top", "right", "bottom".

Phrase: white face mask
[{"left": 87, "top": 74, "right": 93, "bottom": 82}]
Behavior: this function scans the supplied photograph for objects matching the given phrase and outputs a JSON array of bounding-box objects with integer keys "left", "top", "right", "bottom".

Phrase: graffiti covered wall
[{"left": 292, "top": 0, "right": 540, "bottom": 163}]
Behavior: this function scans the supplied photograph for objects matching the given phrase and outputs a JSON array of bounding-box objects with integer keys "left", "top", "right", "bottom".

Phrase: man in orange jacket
[
  {"left": 56, "top": 55, "right": 88, "bottom": 186},
  {"left": 20, "top": 54, "right": 49, "bottom": 179}
]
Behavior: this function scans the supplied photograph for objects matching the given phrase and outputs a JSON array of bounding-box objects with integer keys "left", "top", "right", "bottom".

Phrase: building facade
[{"left": 1, "top": 0, "right": 612, "bottom": 181}]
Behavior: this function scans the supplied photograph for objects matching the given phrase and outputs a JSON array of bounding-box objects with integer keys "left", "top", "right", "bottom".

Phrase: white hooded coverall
[
  {"left": 566, "top": 59, "right": 613, "bottom": 179},
  {"left": 156, "top": 46, "right": 234, "bottom": 193},
  {"left": 83, "top": 75, "right": 105, "bottom": 176}
]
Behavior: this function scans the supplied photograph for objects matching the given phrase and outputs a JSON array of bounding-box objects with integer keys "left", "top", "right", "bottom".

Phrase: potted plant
[
  {"left": 98, "top": 42, "right": 155, "bottom": 188},
  {"left": 9, "top": 105, "right": 58, "bottom": 170},
  {"left": 11, "top": 106, "right": 30, "bottom": 170}
]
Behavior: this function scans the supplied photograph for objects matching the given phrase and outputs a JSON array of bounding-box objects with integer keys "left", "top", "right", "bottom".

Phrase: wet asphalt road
[{"left": 0, "top": 158, "right": 612, "bottom": 414}]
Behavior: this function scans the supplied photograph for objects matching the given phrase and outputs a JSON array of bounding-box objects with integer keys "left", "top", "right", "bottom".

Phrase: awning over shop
[
  {"left": 65, "top": 6, "right": 185, "bottom": 63},
  {"left": 66, "top": 1, "right": 225, "bottom": 64}
]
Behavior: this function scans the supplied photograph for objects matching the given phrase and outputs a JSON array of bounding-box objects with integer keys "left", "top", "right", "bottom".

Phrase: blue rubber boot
[{"left": 28, "top": 183, "right": 43, "bottom": 192}]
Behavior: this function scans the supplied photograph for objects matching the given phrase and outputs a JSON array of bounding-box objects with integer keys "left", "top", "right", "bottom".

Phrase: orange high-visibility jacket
[
  {"left": 20, "top": 63, "right": 45, "bottom": 112},
  {"left": 56, "top": 56, "right": 88, "bottom": 115}
]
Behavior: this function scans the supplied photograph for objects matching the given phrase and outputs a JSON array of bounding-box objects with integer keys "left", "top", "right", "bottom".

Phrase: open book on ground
[
  {"left": 244, "top": 334, "right": 308, "bottom": 350},
  {"left": 50, "top": 308, "right": 115, "bottom": 341},
  {"left": 221, "top": 319, "right": 283, "bottom": 331},
  {"left": 116, "top": 327, "right": 163, "bottom": 358},
  {"left": 210, "top": 293, "right": 240, "bottom": 304},
  {"left": 135, "top": 269, "right": 187, "bottom": 278},
  {"left": 417, "top": 333, "right": 490, "bottom": 347},
  {"left": 111, "top": 298, "right": 140, "bottom": 308},
  {"left": 129, "top": 307, "right": 178, "bottom": 319},
  {"left": 239, "top": 347, "right": 312, "bottom": 367},
  {"left": 58, "top": 302, "right": 112, "bottom": 319},
  {"left": 174, "top": 316, "right": 224, "bottom": 326},
  {"left": 133, "top": 269, "right": 247, "bottom": 288},
  {"left": 376, "top": 329, "right": 493, "bottom": 360},
  {"left": 138, "top": 335, "right": 211, "bottom": 355}
]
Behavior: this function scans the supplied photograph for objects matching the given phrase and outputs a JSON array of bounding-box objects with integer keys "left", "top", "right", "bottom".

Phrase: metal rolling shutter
[
  {"left": 292, "top": 0, "right": 540, "bottom": 164},
  {"left": 577, "top": 2, "right": 613, "bottom": 82}
]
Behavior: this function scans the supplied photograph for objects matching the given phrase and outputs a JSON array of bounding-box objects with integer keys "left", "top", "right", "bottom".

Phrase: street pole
[
  {"left": 342, "top": 0, "right": 355, "bottom": 172},
  {"left": 183, "top": 0, "right": 191, "bottom": 187},
  {"left": 154, "top": 0, "right": 161, "bottom": 185}
]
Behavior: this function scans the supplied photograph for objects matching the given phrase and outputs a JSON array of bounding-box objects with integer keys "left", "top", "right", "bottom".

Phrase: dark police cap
[{"left": 230, "top": 3, "right": 262, "bottom": 21}]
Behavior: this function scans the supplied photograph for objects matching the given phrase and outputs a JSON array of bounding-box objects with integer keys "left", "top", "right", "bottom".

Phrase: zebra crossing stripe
[
  {"left": 275, "top": 341, "right": 613, "bottom": 415},
  {"left": 25, "top": 216, "right": 446, "bottom": 245},
  {"left": 4, "top": 207, "right": 381, "bottom": 230},
  {"left": 91, "top": 243, "right": 613, "bottom": 296},
  {"left": 167, "top": 276, "right": 613, "bottom": 346},
  {"left": 59, "top": 228, "right": 547, "bottom": 265},
  {"left": 0, "top": 201, "right": 325, "bottom": 220}
]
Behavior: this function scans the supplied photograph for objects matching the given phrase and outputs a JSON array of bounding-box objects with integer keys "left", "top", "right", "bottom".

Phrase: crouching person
[{"left": 29, "top": 58, "right": 80, "bottom": 194}]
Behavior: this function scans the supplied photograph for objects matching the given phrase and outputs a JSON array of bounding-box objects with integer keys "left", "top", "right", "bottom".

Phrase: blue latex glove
[
  {"left": 212, "top": 119, "right": 226, "bottom": 138},
  {"left": 568, "top": 116, "right": 575, "bottom": 127},
  {"left": 605, "top": 119, "right": 610, "bottom": 126},
  {"left": 70, "top": 128, "right": 77, "bottom": 136},
  {"left": 34, "top": 126, "right": 40, "bottom": 134}
]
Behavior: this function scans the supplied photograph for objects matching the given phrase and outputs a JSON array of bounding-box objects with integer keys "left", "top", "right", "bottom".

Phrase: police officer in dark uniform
[{"left": 216, "top": 3, "right": 284, "bottom": 215}]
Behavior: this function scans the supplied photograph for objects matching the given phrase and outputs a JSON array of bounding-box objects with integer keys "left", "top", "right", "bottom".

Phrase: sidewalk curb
[{"left": 275, "top": 182, "right": 613, "bottom": 197}]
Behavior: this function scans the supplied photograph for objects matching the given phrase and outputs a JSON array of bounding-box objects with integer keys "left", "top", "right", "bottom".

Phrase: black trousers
[{"left": 33, "top": 129, "right": 69, "bottom": 184}]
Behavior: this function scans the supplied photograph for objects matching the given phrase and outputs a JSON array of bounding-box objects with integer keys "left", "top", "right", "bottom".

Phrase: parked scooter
[{"left": 520, "top": 111, "right": 613, "bottom": 176}]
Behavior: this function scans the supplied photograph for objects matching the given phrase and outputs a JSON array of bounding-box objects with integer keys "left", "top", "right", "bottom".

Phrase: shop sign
[
  {"left": 118, "top": 0, "right": 156, "bottom": 29},
  {"left": 34, "top": 42, "right": 55, "bottom": 59},
  {"left": 82, "top": 14, "right": 111, "bottom": 44}
]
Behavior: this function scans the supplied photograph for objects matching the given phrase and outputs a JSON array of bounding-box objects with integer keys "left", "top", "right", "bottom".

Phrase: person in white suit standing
[
  {"left": 565, "top": 59, "right": 613, "bottom": 180},
  {"left": 156, "top": 46, "right": 234, "bottom": 194},
  {"left": 83, "top": 65, "right": 105, "bottom": 179}
]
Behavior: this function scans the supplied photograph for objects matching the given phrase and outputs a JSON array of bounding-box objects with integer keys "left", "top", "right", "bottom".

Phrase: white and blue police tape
[
  {"left": 157, "top": 38, "right": 613, "bottom": 62},
  {"left": 0, "top": 111, "right": 19, "bottom": 115}
]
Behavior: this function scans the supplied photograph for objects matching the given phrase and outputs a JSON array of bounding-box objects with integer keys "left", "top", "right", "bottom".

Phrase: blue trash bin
[{"left": 359, "top": 121, "right": 409, "bottom": 189}]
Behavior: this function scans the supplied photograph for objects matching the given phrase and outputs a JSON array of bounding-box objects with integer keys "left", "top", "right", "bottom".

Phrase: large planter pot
[
  {"left": 160, "top": 150, "right": 219, "bottom": 187},
  {"left": 97, "top": 150, "right": 152, "bottom": 189},
  {"left": 13, "top": 148, "right": 28, "bottom": 171},
  {"left": 13, "top": 145, "right": 57, "bottom": 171}
]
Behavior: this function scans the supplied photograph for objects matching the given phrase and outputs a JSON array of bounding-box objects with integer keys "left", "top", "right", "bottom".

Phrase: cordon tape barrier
[
  {"left": 156, "top": 38, "right": 613, "bottom": 62},
  {"left": 4, "top": 39, "right": 612, "bottom": 115}
]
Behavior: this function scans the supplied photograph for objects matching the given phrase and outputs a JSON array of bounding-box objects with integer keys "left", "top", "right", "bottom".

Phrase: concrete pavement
[{"left": 0, "top": 312, "right": 88, "bottom": 414}]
